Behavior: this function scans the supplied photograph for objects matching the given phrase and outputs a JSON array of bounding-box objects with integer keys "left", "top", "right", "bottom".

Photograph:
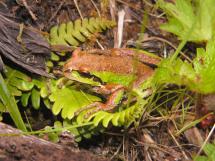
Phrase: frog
[{"left": 63, "top": 48, "right": 161, "bottom": 116}]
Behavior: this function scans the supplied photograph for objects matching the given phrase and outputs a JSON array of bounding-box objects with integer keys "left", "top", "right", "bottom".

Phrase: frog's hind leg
[
  {"left": 75, "top": 88, "right": 125, "bottom": 118},
  {"left": 74, "top": 102, "right": 104, "bottom": 116}
]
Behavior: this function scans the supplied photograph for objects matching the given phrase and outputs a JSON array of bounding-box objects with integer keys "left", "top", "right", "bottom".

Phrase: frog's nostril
[{"left": 63, "top": 65, "right": 72, "bottom": 73}]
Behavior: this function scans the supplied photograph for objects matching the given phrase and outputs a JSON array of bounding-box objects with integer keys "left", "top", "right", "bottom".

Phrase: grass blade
[{"left": 0, "top": 74, "right": 27, "bottom": 131}]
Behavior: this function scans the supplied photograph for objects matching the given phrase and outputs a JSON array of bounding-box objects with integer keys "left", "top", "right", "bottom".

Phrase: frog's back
[{"left": 64, "top": 50, "right": 154, "bottom": 87}]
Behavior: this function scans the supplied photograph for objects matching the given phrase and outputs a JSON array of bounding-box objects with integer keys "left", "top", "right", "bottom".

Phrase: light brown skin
[
  {"left": 63, "top": 48, "right": 160, "bottom": 116},
  {"left": 63, "top": 48, "right": 160, "bottom": 87}
]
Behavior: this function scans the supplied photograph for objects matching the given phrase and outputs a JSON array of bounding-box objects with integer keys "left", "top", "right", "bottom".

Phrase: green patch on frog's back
[{"left": 92, "top": 71, "right": 134, "bottom": 87}]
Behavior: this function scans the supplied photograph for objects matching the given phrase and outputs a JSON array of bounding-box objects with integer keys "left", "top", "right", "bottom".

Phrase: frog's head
[
  {"left": 63, "top": 48, "right": 92, "bottom": 74},
  {"left": 63, "top": 48, "right": 101, "bottom": 86}
]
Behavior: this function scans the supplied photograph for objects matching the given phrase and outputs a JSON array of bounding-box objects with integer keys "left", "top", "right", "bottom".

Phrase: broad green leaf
[
  {"left": 40, "top": 84, "right": 49, "bottom": 98},
  {"left": 5, "top": 66, "right": 32, "bottom": 82},
  {"left": 49, "top": 86, "right": 101, "bottom": 119},
  {"left": 8, "top": 77, "right": 34, "bottom": 91},
  {"left": 8, "top": 85, "right": 22, "bottom": 96},
  {"left": 153, "top": 38, "right": 215, "bottom": 94},
  {"left": 158, "top": 0, "right": 215, "bottom": 42}
]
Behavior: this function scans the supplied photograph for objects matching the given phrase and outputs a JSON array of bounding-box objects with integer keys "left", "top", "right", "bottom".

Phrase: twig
[
  {"left": 195, "top": 124, "right": 215, "bottom": 158},
  {"left": 117, "top": 9, "right": 125, "bottom": 48},
  {"left": 110, "top": 143, "right": 122, "bottom": 160},
  {"left": 90, "top": 0, "right": 101, "bottom": 17},
  {"left": 116, "top": 0, "right": 161, "bottom": 18},
  {"left": 96, "top": 40, "right": 104, "bottom": 50},
  {"left": 21, "top": 0, "right": 37, "bottom": 21},
  {"left": 168, "top": 129, "right": 190, "bottom": 160},
  {"left": 48, "top": 0, "right": 65, "bottom": 24},
  {"left": 109, "top": 0, "right": 118, "bottom": 48},
  {"left": 142, "top": 36, "right": 192, "bottom": 62},
  {"left": 73, "top": 0, "right": 83, "bottom": 20}
]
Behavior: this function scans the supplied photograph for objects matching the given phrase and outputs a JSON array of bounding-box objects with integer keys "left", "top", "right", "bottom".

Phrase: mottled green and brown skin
[{"left": 63, "top": 48, "right": 161, "bottom": 115}]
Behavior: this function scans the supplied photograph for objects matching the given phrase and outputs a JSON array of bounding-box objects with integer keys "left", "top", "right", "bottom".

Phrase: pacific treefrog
[{"left": 63, "top": 48, "right": 161, "bottom": 115}]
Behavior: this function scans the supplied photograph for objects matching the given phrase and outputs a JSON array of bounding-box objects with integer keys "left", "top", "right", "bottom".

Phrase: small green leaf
[
  {"left": 9, "top": 77, "right": 34, "bottom": 91},
  {"left": 31, "top": 88, "right": 41, "bottom": 109},
  {"left": 46, "top": 61, "right": 54, "bottom": 68},
  {"left": 0, "top": 101, "right": 6, "bottom": 112},
  {"left": 93, "top": 112, "right": 106, "bottom": 126},
  {"left": 102, "top": 114, "right": 113, "bottom": 128},
  {"left": 50, "top": 52, "right": 60, "bottom": 61},
  {"left": 44, "top": 126, "right": 60, "bottom": 143},
  {"left": 43, "top": 98, "right": 52, "bottom": 109},
  {"left": 5, "top": 66, "right": 32, "bottom": 82},
  {"left": 40, "top": 85, "right": 49, "bottom": 98},
  {"left": 111, "top": 113, "right": 120, "bottom": 126},
  {"left": 21, "top": 92, "right": 31, "bottom": 107},
  {"left": 8, "top": 85, "right": 22, "bottom": 96}
]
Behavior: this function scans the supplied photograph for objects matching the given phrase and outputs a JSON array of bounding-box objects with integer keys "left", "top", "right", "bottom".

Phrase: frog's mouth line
[
  {"left": 76, "top": 71, "right": 103, "bottom": 83},
  {"left": 67, "top": 70, "right": 104, "bottom": 86}
]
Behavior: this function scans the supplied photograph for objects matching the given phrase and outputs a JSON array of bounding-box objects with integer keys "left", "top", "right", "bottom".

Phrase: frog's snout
[{"left": 63, "top": 62, "right": 72, "bottom": 73}]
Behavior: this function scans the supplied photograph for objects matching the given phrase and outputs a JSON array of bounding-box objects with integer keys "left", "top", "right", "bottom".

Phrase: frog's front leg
[{"left": 75, "top": 85, "right": 125, "bottom": 118}]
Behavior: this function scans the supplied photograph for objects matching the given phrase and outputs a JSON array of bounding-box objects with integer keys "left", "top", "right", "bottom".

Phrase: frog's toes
[
  {"left": 84, "top": 106, "right": 104, "bottom": 119},
  {"left": 74, "top": 102, "right": 103, "bottom": 117}
]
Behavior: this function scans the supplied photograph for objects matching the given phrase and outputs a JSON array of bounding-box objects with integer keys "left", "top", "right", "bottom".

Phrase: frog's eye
[
  {"left": 72, "top": 48, "right": 82, "bottom": 58},
  {"left": 79, "top": 66, "right": 89, "bottom": 73}
]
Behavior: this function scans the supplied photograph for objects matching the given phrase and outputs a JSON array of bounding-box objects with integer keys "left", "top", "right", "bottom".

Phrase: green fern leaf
[
  {"left": 49, "top": 86, "right": 101, "bottom": 119},
  {"left": 0, "top": 101, "right": 6, "bottom": 112},
  {"left": 8, "top": 85, "right": 22, "bottom": 96},
  {"left": 158, "top": 0, "right": 215, "bottom": 42},
  {"left": 49, "top": 17, "right": 115, "bottom": 47},
  {"left": 153, "top": 38, "right": 215, "bottom": 94},
  {"left": 4, "top": 66, "right": 34, "bottom": 95},
  {"left": 75, "top": 100, "right": 148, "bottom": 128},
  {"left": 21, "top": 92, "right": 31, "bottom": 107},
  {"left": 31, "top": 88, "right": 41, "bottom": 109}
]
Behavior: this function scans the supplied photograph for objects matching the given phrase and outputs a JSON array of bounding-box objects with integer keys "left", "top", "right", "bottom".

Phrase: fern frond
[
  {"left": 49, "top": 17, "right": 115, "bottom": 47},
  {"left": 47, "top": 17, "right": 115, "bottom": 72},
  {"left": 75, "top": 100, "right": 148, "bottom": 128},
  {"left": 4, "top": 66, "right": 34, "bottom": 96},
  {"left": 158, "top": 0, "right": 215, "bottom": 42},
  {"left": 44, "top": 120, "right": 103, "bottom": 142}
]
